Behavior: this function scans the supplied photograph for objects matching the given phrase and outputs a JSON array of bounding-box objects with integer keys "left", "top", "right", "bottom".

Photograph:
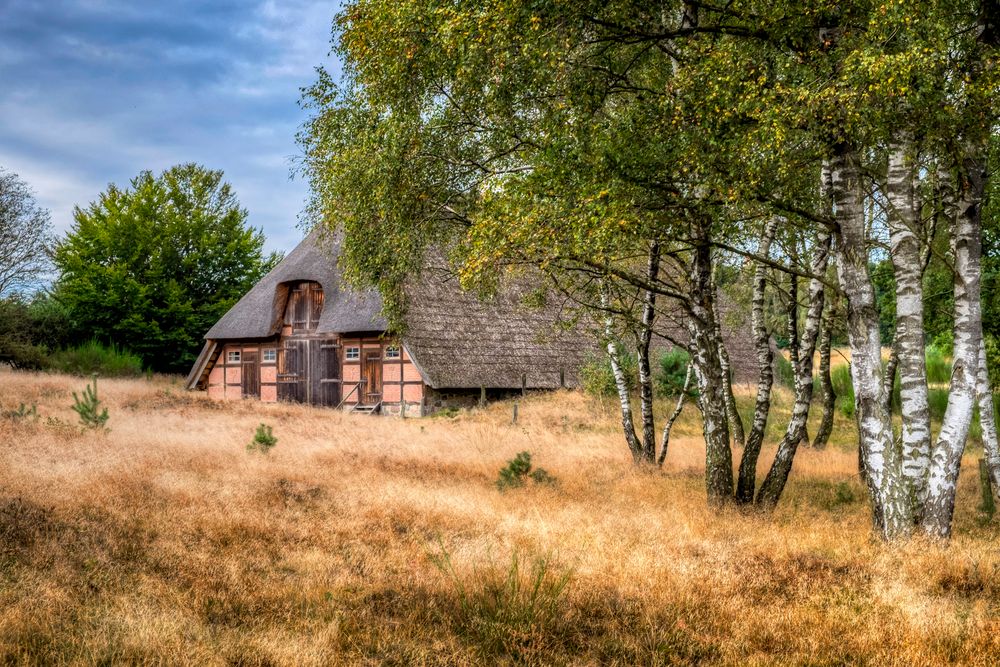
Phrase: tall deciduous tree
[
  {"left": 54, "top": 164, "right": 279, "bottom": 373},
  {"left": 0, "top": 168, "right": 53, "bottom": 297}
]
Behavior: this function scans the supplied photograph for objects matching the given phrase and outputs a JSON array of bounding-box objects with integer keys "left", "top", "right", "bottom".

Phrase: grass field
[{"left": 1, "top": 369, "right": 999, "bottom": 665}]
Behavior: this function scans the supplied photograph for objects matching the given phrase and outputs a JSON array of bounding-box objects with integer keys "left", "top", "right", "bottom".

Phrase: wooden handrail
[{"left": 336, "top": 379, "right": 365, "bottom": 410}]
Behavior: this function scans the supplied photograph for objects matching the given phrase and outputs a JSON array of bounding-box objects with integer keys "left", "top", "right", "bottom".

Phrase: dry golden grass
[{"left": 1, "top": 369, "right": 998, "bottom": 665}]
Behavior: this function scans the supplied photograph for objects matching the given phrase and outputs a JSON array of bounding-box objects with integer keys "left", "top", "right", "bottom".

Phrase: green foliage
[
  {"left": 72, "top": 376, "right": 109, "bottom": 430},
  {"left": 0, "top": 295, "right": 72, "bottom": 370},
  {"left": 247, "top": 424, "right": 278, "bottom": 454},
  {"left": 775, "top": 354, "right": 796, "bottom": 390},
  {"left": 655, "top": 348, "right": 692, "bottom": 398},
  {"left": 580, "top": 348, "right": 636, "bottom": 399},
  {"left": 0, "top": 339, "right": 48, "bottom": 371},
  {"left": 925, "top": 345, "right": 953, "bottom": 385},
  {"left": 53, "top": 164, "right": 281, "bottom": 373},
  {"left": 496, "top": 451, "right": 556, "bottom": 491},
  {"left": 429, "top": 542, "right": 572, "bottom": 663},
  {"left": 47, "top": 340, "right": 143, "bottom": 377}
]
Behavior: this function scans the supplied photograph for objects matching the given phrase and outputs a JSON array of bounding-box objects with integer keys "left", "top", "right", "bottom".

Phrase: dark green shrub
[
  {"left": 48, "top": 340, "right": 143, "bottom": 377},
  {"left": 0, "top": 339, "right": 49, "bottom": 370},
  {"left": 655, "top": 348, "right": 693, "bottom": 397},
  {"left": 579, "top": 346, "right": 636, "bottom": 398},
  {"left": 496, "top": 451, "right": 556, "bottom": 491},
  {"left": 248, "top": 424, "right": 278, "bottom": 453}
]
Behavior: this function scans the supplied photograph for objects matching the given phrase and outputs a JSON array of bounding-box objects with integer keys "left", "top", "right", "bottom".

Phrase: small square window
[
  {"left": 262, "top": 349, "right": 276, "bottom": 363},
  {"left": 385, "top": 345, "right": 401, "bottom": 359},
  {"left": 227, "top": 350, "right": 241, "bottom": 363},
  {"left": 345, "top": 346, "right": 360, "bottom": 360}
]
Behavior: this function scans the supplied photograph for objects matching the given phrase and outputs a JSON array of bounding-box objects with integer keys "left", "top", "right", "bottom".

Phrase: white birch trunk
[
  {"left": 977, "top": 338, "right": 1000, "bottom": 495},
  {"left": 637, "top": 243, "right": 661, "bottom": 464},
  {"left": 602, "top": 285, "right": 643, "bottom": 464},
  {"left": 756, "top": 231, "right": 831, "bottom": 507},
  {"left": 922, "top": 157, "right": 984, "bottom": 539},
  {"left": 737, "top": 217, "right": 779, "bottom": 503},
  {"left": 658, "top": 363, "right": 692, "bottom": 467},
  {"left": 887, "top": 140, "right": 932, "bottom": 512},
  {"left": 686, "top": 232, "right": 734, "bottom": 504},
  {"left": 830, "top": 145, "right": 913, "bottom": 539}
]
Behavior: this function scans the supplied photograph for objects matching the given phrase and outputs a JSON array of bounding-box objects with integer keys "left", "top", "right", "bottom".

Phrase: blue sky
[{"left": 0, "top": 0, "right": 344, "bottom": 253}]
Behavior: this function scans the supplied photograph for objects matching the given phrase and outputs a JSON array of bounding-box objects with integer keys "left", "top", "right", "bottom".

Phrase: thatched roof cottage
[{"left": 185, "top": 229, "right": 594, "bottom": 415}]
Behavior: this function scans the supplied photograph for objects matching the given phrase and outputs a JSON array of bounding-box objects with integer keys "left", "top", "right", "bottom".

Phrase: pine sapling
[
  {"left": 248, "top": 423, "right": 278, "bottom": 453},
  {"left": 72, "top": 374, "right": 109, "bottom": 430},
  {"left": 496, "top": 451, "right": 557, "bottom": 491}
]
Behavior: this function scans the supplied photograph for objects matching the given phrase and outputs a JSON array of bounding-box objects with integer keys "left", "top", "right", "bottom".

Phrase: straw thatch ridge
[{"left": 204, "top": 228, "right": 385, "bottom": 340}]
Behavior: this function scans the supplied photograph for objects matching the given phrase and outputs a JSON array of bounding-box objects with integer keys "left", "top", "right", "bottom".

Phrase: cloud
[{"left": 0, "top": 0, "right": 343, "bottom": 254}]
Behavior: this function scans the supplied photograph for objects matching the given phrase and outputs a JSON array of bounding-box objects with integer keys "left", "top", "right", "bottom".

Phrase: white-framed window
[
  {"left": 385, "top": 345, "right": 401, "bottom": 359},
  {"left": 227, "top": 350, "right": 241, "bottom": 363},
  {"left": 262, "top": 348, "right": 277, "bottom": 363},
  {"left": 345, "top": 346, "right": 360, "bottom": 361}
]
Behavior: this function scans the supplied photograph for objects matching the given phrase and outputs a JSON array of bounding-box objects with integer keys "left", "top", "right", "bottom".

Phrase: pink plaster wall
[
  {"left": 225, "top": 367, "right": 241, "bottom": 385},
  {"left": 383, "top": 384, "right": 401, "bottom": 402},
  {"left": 208, "top": 384, "right": 225, "bottom": 400},
  {"left": 224, "top": 385, "right": 242, "bottom": 400},
  {"left": 209, "top": 365, "right": 224, "bottom": 384},
  {"left": 260, "top": 366, "right": 277, "bottom": 383},
  {"left": 403, "top": 383, "right": 424, "bottom": 402},
  {"left": 403, "top": 364, "right": 422, "bottom": 382},
  {"left": 383, "top": 364, "right": 401, "bottom": 382},
  {"left": 261, "top": 385, "right": 277, "bottom": 402},
  {"left": 343, "top": 365, "right": 360, "bottom": 381}
]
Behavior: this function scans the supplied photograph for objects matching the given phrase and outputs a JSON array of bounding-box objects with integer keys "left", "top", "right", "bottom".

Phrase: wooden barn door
[
  {"left": 241, "top": 351, "right": 260, "bottom": 399},
  {"left": 361, "top": 351, "right": 382, "bottom": 405},
  {"left": 277, "top": 340, "right": 306, "bottom": 403},
  {"left": 312, "top": 340, "right": 341, "bottom": 407}
]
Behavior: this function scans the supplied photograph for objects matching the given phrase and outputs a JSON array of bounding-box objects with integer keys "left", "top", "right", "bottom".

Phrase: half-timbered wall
[
  {"left": 207, "top": 342, "right": 279, "bottom": 402},
  {"left": 339, "top": 337, "right": 424, "bottom": 415}
]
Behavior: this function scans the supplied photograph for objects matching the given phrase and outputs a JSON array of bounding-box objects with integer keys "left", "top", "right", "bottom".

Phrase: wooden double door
[{"left": 276, "top": 338, "right": 340, "bottom": 406}]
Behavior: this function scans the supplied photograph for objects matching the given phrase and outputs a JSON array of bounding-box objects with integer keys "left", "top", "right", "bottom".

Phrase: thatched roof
[
  {"left": 205, "top": 229, "right": 385, "bottom": 340},
  {"left": 199, "top": 229, "right": 593, "bottom": 390},
  {"left": 403, "top": 257, "right": 591, "bottom": 389}
]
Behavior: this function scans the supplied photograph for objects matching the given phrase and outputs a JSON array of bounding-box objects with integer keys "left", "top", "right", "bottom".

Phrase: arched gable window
[{"left": 284, "top": 281, "right": 324, "bottom": 333}]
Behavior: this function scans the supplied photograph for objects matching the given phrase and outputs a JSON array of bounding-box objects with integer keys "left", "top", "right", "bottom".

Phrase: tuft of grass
[
  {"left": 429, "top": 542, "right": 573, "bottom": 663},
  {"left": 47, "top": 340, "right": 143, "bottom": 378}
]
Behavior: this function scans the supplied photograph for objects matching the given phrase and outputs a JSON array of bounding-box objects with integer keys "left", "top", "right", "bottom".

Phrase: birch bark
[
  {"left": 886, "top": 140, "right": 932, "bottom": 511},
  {"left": 658, "top": 363, "right": 692, "bottom": 467},
  {"left": 602, "top": 285, "right": 643, "bottom": 465},
  {"left": 756, "top": 231, "right": 831, "bottom": 508},
  {"left": 922, "top": 157, "right": 984, "bottom": 539},
  {"left": 977, "top": 339, "right": 1000, "bottom": 496},
  {"left": 830, "top": 145, "right": 913, "bottom": 539},
  {"left": 638, "top": 243, "right": 661, "bottom": 463},
  {"left": 714, "top": 296, "right": 745, "bottom": 449},
  {"left": 813, "top": 305, "right": 837, "bottom": 449},
  {"left": 686, "top": 233, "right": 734, "bottom": 504},
  {"left": 737, "top": 217, "right": 779, "bottom": 503}
]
